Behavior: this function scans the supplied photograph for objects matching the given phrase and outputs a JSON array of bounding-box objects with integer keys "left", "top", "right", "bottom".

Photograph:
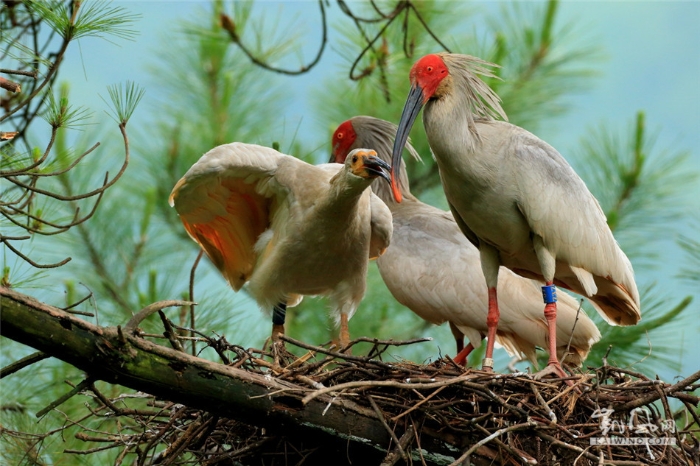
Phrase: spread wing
[{"left": 169, "top": 142, "right": 292, "bottom": 290}]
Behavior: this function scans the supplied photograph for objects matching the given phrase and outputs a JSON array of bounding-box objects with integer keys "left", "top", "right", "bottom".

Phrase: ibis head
[
  {"left": 391, "top": 54, "right": 450, "bottom": 202},
  {"left": 331, "top": 120, "right": 357, "bottom": 164},
  {"left": 345, "top": 148, "right": 391, "bottom": 185}
]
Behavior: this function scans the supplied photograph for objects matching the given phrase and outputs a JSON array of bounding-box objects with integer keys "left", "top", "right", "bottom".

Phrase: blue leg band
[
  {"left": 542, "top": 284, "right": 557, "bottom": 304},
  {"left": 272, "top": 302, "right": 287, "bottom": 325}
]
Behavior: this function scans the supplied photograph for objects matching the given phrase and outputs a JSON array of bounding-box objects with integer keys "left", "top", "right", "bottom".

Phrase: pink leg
[
  {"left": 544, "top": 302, "right": 559, "bottom": 367},
  {"left": 271, "top": 324, "right": 285, "bottom": 341},
  {"left": 452, "top": 342, "right": 475, "bottom": 366},
  {"left": 339, "top": 313, "right": 351, "bottom": 350},
  {"left": 535, "top": 281, "right": 569, "bottom": 381},
  {"left": 482, "top": 287, "right": 499, "bottom": 371}
]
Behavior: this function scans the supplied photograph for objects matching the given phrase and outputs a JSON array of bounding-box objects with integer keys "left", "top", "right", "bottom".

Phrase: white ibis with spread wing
[{"left": 170, "top": 142, "right": 393, "bottom": 348}]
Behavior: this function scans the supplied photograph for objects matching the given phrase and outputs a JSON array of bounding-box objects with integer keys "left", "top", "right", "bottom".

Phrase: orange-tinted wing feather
[{"left": 170, "top": 143, "right": 281, "bottom": 290}]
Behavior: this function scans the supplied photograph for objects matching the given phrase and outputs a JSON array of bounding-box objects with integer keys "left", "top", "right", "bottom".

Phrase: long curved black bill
[
  {"left": 391, "top": 84, "right": 425, "bottom": 203},
  {"left": 363, "top": 155, "right": 392, "bottom": 184}
]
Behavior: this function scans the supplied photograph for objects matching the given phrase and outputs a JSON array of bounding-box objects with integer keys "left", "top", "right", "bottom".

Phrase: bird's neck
[
  {"left": 326, "top": 170, "right": 371, "bottom": 213},
  {"left": 424, "top": 94, "right": 482, "bottom": 155}
]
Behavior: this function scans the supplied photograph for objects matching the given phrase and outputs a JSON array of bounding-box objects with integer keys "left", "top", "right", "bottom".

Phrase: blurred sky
[
  {"left": 51, "top": 1, "right": 699, "bottom": 374},
  {"left": 59, "top": 1, "right": 700, "bottom": 172},
  {"left": 58, "top": 0, "right": 700, "bottom": 210}
]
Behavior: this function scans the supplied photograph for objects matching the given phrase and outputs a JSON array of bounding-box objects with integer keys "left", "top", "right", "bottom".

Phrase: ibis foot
[
  {"left": 263, "top": 324, "right": 285, "bottom": 356},
  {"left": 331, "top": 338, "right": 353, "bottom": 355},
  {"left": 533, "top": 362, "right": 573, "bottom": 386},
  {"left": 507, "top": 356, "right": 523, "bottom": 373}
]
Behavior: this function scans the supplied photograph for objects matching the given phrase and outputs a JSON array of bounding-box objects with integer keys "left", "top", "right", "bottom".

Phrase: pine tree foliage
[
  {"left": 1, "top": 2, "right": 146, "bottom": 462},
  {"left": 28, "top": 0, "right": 139, "bottom": 41},
  {"left": 677, "top": 214, "right": 700, "bottom": 286},
  {"left": 1, "top": 0, "right": 139, "bottom": 275},
  {"left": 482, "top": 1, "right": 601, "bottom": 131},
  {"left": 142, "top": 1, "right": 290, "bottom": 227},
  {"left": 572, "top": 112, "right": 696, "bottom": 261}
]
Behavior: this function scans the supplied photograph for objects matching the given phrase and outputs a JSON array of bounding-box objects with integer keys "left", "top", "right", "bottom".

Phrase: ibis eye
[
  {"left": 337, "top": 132, "right": 344, "bottom": 140},
  {"left": 426, "top": 66, "right": 433, "bottom": 72}
]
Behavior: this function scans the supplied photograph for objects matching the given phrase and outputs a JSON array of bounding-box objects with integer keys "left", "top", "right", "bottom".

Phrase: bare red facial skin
[
  {"left": 391, "top": 54, "right": 448, "bottom": 203},
  {"left": 331, "top": 120, "right": 358, "bottom": 163},
  {"left": 409, "top": 54, "right": 448, "bottom": 102}
]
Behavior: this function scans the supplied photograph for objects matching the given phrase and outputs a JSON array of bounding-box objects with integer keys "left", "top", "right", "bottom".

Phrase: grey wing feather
[{"left": 512, "top": 135, "right": 627, "bottom": 284}]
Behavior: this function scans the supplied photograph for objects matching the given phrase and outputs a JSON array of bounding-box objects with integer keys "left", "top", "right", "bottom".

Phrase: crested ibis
[
  {"left": 391, "top": 53, "right": 640, "bottom": 377},
  {"left": 170, "top": 142, "right": 393, "bottom": 348},
  {"left": 332, "top": 116, "right": 601, "bottom": 367}
]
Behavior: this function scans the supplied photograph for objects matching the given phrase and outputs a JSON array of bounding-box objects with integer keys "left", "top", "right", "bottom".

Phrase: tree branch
[
  {"left": 2, "top": 287, "right": 696, "bottom": 465},
  {"left": 0, "top": 286, "right": 456, "bottom": 464},
  {"left": 0, "top": 350, "right": 50, "bottom": 379}
]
